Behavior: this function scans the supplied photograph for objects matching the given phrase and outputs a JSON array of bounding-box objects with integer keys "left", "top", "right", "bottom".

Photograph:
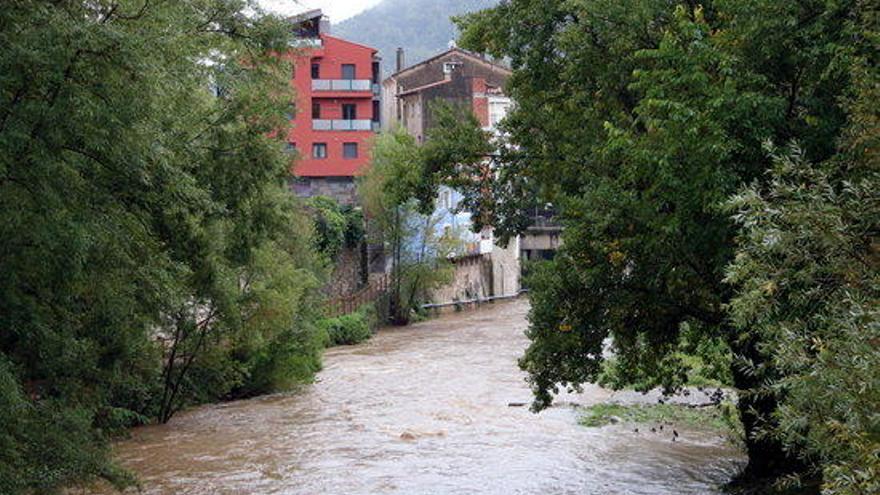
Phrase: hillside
[{"left": 333, "top": 0, "right": 498, "bottom": 73}]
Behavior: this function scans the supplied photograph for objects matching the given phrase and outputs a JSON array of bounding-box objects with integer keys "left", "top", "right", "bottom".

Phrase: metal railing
[
  {"left": 312, "top": 119, "right": 373, "bottom": 131},
  {"left": 311, "top": 79, "right": 372, "bottom": 91}
]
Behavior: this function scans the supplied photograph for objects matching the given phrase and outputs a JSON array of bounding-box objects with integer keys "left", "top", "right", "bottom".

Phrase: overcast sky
[{"left": 258, "top": 0, "right": 382, "bottom": 23}]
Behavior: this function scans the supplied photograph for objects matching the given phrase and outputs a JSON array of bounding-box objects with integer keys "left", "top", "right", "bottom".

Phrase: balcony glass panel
[
  {"left": 312, "top": 119, "right": 373, "bottom": 131},
  {"left": 311, "top": 79, "right": 372, "bottom": 91}
]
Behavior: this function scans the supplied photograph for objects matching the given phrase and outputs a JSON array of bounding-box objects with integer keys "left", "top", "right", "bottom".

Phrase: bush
[
  {"left": 308, "top": 196, "right": 366, "bottom": 261},
  {"left": 235, "top": 320, "right": 327, "bottom": 398},
  {"left": 0, "top": 359, "right": 136, "bottom": 494},
  {"left": 319, "top": 304, "right": 378, "bottom": 347}
]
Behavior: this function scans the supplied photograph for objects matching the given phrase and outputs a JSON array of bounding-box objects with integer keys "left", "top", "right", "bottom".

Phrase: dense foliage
[
  {"left": 307, "top": 196, "right": 365, "bottom": 261},
  {"left": 360, "top": 129, "right": 454, "bottom": 324},
  {"left": 426, "top": 0, "right": 877, "bottom": 487},
  {"left": 319, "top": 304, "right": 379, "bottom": 346},
  {"left": 727, "top": 145, "right": 879, "bottom": 493},
  {"left": 0, "top": 1, "right": 326, "bottom": 491},
  {"left": 334, "top": 0, "right": 499, "bottom": 72},
  {"left": 725, "top": 18, "right": 879, "bottom": 487}
]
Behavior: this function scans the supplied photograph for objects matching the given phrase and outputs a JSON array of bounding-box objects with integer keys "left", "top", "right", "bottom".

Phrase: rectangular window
[
  {"left": 443, "top": 62, "right": 461, "bottom": 74},
  {"left": 342, "top": 104, "right": 357, "bottom": 120},
  {"left": 311, "top": 63, "right": 320, "bottom": 79},
  {"left": 341, "top": 64, "right": 356, "bottom": 80},
  {"left": 312, "top": 143, "right": 327, "bottom": 159},
  {"left": 489, "top": 100, "right": 510, "bottom": 127},
  {"left": 312, "top": 101, "right": 321, "bottom": 119},
  {"left": 372, "top": 61, "right": 380, "bottom": 84},
  {"left": 343, "top": 142, "right": 358, "bottom": 159},
  {"left": 285, "top": 142, "right": 296, "bottom": 154},
  {"left": 372, "top": 100, "right": 380, "bottom": 122}
]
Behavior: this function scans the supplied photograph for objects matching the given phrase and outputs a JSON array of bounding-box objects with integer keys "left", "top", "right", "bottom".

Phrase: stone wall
[
  {"left": 290, "top": 176, "right": 358, "bottom": 206},
  {"left": 431, "top": 254, "right": 493, "bottom": 304},
  {"left": 491, "top": 236, "right": 521, "bottom": 298},
  {"left": 430, "top": 237, "right": 522, "bottom": 305}
]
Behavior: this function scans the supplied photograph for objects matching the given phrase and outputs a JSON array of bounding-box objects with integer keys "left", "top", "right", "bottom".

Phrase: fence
[{"left": 325, "top": 274, "right": 390, "bottom": 318}]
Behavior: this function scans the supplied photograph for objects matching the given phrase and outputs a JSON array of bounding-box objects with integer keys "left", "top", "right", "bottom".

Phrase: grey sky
[{"left": 258, "top": 0, "right": 382, "bottom": 23}]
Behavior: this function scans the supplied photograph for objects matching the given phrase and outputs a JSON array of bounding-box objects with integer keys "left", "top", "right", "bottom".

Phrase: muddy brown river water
[{"left": 102, "top": 299, "right": 744, "bottom": 494}]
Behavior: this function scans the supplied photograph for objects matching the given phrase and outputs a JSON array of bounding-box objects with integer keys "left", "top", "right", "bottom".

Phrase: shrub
[{"left": 319, "top": 304, "right": 378, "bottom": 347}]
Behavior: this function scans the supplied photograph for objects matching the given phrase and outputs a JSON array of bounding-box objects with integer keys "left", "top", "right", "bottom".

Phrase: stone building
[
  {"left": 383, "top": 47, "right": 530, "bottom": 305},
  {"left": 381, "top": 47, "right": 511, "bottom": 140}
]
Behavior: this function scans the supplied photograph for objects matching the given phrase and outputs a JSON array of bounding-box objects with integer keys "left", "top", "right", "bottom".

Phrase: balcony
[
  {"left": 312, "top": 119, "right": 373, "bottom": 131},
  {"left": 288, "top": 38, "right": 322, "bottom": 48},
  {"left": 311, "top": 79, "right": 372, "bottom": 91}
]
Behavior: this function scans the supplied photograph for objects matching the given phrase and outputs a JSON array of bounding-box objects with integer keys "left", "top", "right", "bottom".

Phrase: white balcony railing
[
  {"left": 312, "top": 119, "right": 373, "bottom": 131},
  {"left": 311, "top": 79, "right": 372, "bottom": 91}
]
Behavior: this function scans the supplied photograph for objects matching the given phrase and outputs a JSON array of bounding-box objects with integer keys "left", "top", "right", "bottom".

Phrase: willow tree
[
  {"left": 425, "top": 0, "right": 864, "bottom": 482},
  {"left": 0, "top": 1, "right": 324, "bottom": 492},
  {"left": 726, "top": 7, "right": 879, "bottom": 490}
]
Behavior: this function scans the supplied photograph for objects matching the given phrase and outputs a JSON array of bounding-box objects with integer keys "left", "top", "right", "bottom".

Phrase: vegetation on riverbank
[
  {"left": 319, "top": 304, "right": 379, "bottom": 347},
  {"left": 360, "top": 129, "right": 455, "bottom": 325},
  {"left": 0, "top": 2, "right": 331, "bottom": 493},
  {"left": 419, "top": 0, "right": 878, "bottom": 492},
  {"left": 578, "top": 402, "right": 741, "bottom": 436}
]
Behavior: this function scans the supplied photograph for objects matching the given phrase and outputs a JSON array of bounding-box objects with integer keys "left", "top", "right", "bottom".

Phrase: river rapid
[{"left": 100, "top": 299, "right": 743, "bottom": 494}]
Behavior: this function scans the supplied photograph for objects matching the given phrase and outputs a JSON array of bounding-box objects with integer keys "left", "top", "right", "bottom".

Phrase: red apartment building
[{"left": 286, "top": 10, "right": 381, "bottom": 205}]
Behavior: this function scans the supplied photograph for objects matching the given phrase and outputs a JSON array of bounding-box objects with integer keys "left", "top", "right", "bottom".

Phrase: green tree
[
  {"left": 0, "top": 1, "right": 325, "bottom": 491},
  {"left": 726, "top": 8, "right": 879, "bottom": 490},
  {"left": 360, "top": 128, "right": 453, "bottom": 324},
  {"left": 433, "top": 0, "right": 862, "bottom": 482}
]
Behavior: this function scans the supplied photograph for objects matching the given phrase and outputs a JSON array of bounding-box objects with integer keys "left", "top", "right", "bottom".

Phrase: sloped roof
[
  {"left": 287, "top": 9, "right": 325, "bottom": 25},
  {"left": 388, "top": 47, "right": 511, "bottom": 79}
]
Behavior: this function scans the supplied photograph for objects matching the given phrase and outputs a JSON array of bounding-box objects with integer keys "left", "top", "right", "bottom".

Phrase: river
[{"left": 101, "top": 299, "right": 743, "bottom": 494}]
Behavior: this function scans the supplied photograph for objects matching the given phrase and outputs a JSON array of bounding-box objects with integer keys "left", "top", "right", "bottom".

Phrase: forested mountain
[{"left": 334, "top": 0, "right": 498, "bottom": 73}]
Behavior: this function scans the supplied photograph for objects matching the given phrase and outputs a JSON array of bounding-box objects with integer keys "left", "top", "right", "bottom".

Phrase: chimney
[{"left": 396, "top": 47, "right": 405, "bottom": 72}]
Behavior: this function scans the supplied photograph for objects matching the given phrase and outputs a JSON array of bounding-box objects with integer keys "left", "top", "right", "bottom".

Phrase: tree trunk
[{"left": 729, "top": 333, "right": 809, "bottom": 482}]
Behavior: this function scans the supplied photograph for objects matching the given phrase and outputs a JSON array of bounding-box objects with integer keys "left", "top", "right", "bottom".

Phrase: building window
[
  {"left": 372, "top": 100, "right": 380, "bottom": 123},
  {"left": 312, "top": 143, "right": 327, "bottom": 159},
  {"left": 341, "top": 64, "right": 356, "bottom": 80},
  {"left": 342, "top": 103, "right": 357, "bottom": 120},
  {"left": 312, "top": 101, "right": 321, "bottom": 119},
  {"left": 443, "top": 62, "right": 461, "bottom": 74},
  {"left": 343, "top": 142, "right": 358, "bottom": 159},
  {"left": 372, "top": 61, "right": 380, "bottom": 84},
  {"left": 311, "top": 63, "right": 320, "bottom": 79},
  {"left": 285, "top": 142, "right": 296, "bottom": 154},
  {"left": 489, "top": 99, "right": 510, "bottom": 128}
]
